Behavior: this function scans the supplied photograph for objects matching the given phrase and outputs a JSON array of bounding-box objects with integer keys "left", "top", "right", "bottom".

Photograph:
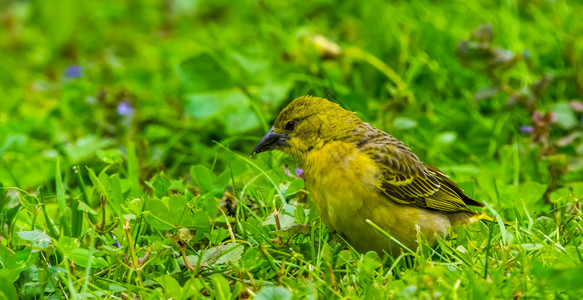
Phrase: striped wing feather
[{"left": 355, "top": 125, "right": 483, "bottom": 212}]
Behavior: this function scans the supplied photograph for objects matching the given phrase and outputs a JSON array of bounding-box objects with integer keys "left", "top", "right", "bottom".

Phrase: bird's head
[{"left": 252, "top": 96, "right": 361, "bottom": 162}]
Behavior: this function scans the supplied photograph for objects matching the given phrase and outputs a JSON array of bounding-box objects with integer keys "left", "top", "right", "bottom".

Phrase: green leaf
[
  {"left": 573, "top": 182, "right": 583, "bottom": 200},
  {"left": 215, "top": 244, "right": 244, "bottom": 265},
  {"left": 517, "top": 243, "right": 544, "bottom": 251},
  {"left": 200, "top": 196, "right": 219, "bottom": 219},
  {"left": 0, "top": 279, "right": 18, "bottom": 300},
  {"left": 206, "top": 228, "right": 230, "bottom": 245},
  {"left": 549, "top": 187, "right": 570, "bottom": 203},
  {"left": 17, "top": 230, "right": 52, "bottom": 250},
  {"left": 37, "top": 0, "right": 79, "bottom": 50},
  {"left": 271, "top": 224, "right": 310, "bottom": 240},
  {"left": 262, "top": 212, "right": 295, "bottom": 230},
  {"left": 361, "top": 251, "right": 382, "bottom": 271},
  {"left": 0, "top": 268, "right": 22, "bottom": 283},
  {"left": 96, "top": 148, "right": 122, "bottom": 164},
  {"left": 259, "top": 78, "right": 294, "bottom": 107},
  {"left": 86, "top": 167, "right": 122, "bottom": 217},
  {"left": 533, "top": 216, "right": 558, "bottom": 237},
  {"left": 56, "top": 236, "right": 79, "bottom": 255},
  {"left": 223, "top": 100, "right": 261, "bottom": 134},
  {"left": 183, "top": 90, "right": 259, "bottom": 134},
  {"left": 149, "top": 172, "right": 171, "bottom": 198},
  {"left": 108, "top": 285, "right": 125, "bottom": 293},
  {"left": 127, "top": 141, "right": 141, "bottom": 195},
  {"left": 109, "top": 174, "right": 125, "bottom": 215},
  {"left": 500, "top": 181, "right": 547, "bottom": 209},
  {"left": 210, "top": 273, "right": 232, "bottom": 300},
  {"left": 0, "top": 245, "right": 18, "bottom": 270},
  {"left": 155, "top": 275, "right": 183, "bottom": 299},
  {"left": 178, "top": 53, "right": 237, "bottom": 91},
  {"left": 457, "top": 181, "right": 475, "bottom": 198},
  {"left": 532, "top": 262, "right": 583, "bottom": 291},
  {"left": 284, "top": 179, "right": 304, "bottom": 197},
  {"left": 186, "top": 244, "right": 244, "bottom": 266},
  {"left": 0, "top": 183, "right": 7, "bottom": 213},
  {"left": 64, "top": 135, "right": 113, "bottom": 164},
  {"left": 69, "top": 248, "right": 108, "bottom": 268},
  {"left": 146, "top": 198, "right": 174, "bottom": 230},
  {"left": 77, "top": 201, "right": 97, "bottom": 215},
  {"left": 436, "top": 131, "right": 457, "bottom": 144},
  {"left": 190, "top": 165, "right": 216, "bottom": 192},
  {"left": 183, "top": 278, "right": 204, "bottom": 298},
  {"left": 551, "top": 103, "right": 578, "bottom": 130},
  {"left": 393, "top": 117, "right": 417, "bottom": 130},
  {"left": 183, "top": 210, "right": 212, "bottom": 232},
  {"left": 255, "top": 286, "right": 292, "bottom": 300},
  {"left": 167, "top": 195, "right": 189, "bottom": 224}
]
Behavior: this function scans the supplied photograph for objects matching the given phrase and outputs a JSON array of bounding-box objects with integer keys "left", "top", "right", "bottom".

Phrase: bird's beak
[{"left": 252, "top": 126, "right": 289, "bottom": 155}]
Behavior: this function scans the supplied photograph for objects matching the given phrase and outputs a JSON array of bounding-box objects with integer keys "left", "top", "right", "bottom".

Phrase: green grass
[{"left": 1, "top": 0, "right": 583, "bottom": 298}]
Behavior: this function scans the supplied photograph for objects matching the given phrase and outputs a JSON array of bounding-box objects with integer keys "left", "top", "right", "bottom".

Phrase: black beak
[{"left": 252, "top": 127, "right": 289, "bottom": 155}]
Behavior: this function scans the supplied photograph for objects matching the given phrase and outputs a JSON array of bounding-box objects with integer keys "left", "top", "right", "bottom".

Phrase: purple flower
[
  {"left": 111, "top": 233, "right": 121, "bottom": 248},
  {"left": 296, "top": 168, "right": 305, "bottom": 179},
  {"left": 117, "top": 102, "right": 134, "bottom": 115},
  {"left": 64, "top": 66, "right": 82, "bottom": 78},
  {"left": 520, "top": 126, "right": 534, "bottom": 133}
]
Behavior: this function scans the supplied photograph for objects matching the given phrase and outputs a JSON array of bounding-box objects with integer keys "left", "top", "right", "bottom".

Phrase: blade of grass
[
  {"left": 483, "top": 200, "right": 508, "bottom": 245},
  {"left": 56, "top": 158, "right": 71, "bottom": 237},
  {"left": 39, "top": 189, "right": 59, "bottom": 238},
  {"left": 74, "top": 165, "right": 94, "bottom": 225},
  {"left": 109, "top": 174, "right": 125, "bottom": 216},
  {"left": 484, "top": 220, "right": 494, "bottom": 279},
  {"left": 86, "top": 167, "right": 122, "bottom": 218},
  {"left": 127, "top": 141, "right": 140, "bottom": 196},
  {"left": 365, "top": 219, "right": 417, "bottom": 256},
  {"left": 81, "top": 231, "right": 97, "bottom": 296}
]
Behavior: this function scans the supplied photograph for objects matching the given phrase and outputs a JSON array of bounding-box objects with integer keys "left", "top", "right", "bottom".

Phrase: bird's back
[{"left": 350, "top": 122, "right": 483, "bottom": 213}]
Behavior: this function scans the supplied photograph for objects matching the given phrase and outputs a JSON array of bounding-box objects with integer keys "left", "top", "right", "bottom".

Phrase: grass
[{"left": 1, "top": 0, "right": 582, "bottom": 298}]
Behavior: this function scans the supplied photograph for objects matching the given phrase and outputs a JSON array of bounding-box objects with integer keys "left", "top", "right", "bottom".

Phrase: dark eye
[{"left": 285, "top": 120, "right": 297, "bottom": 131}]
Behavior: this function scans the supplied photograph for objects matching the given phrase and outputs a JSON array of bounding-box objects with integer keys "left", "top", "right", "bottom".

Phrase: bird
[{"left": 252, "top": 96, "right": 484, "bottom": 255}]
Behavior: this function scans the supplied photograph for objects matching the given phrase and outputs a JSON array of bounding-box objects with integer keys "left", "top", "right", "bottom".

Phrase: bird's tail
[{"left": 471, "top": 213, "right": 511, "bottom": 225}]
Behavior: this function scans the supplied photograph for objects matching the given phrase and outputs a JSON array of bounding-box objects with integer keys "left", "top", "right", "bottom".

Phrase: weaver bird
[{"left": 253, "top": 96, "right": 484, "bottom": 255}]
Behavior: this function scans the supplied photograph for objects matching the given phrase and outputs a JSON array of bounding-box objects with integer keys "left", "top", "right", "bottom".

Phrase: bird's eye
[{"left": 285, "top": 120, "right": 297, "bottom": 131}]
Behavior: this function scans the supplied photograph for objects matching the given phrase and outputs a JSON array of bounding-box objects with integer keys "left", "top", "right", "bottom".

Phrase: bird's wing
[{"left": 354, "top": 125, "right": 481, "bottom": 212}]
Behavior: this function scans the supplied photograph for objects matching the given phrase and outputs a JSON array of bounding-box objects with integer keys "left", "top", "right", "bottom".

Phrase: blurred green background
[
  {"left": 1, "top": 0, "right": 583, "bottom": 298},
  {"left": 1, "top": 0, "right": 582, "bottom": 190}
]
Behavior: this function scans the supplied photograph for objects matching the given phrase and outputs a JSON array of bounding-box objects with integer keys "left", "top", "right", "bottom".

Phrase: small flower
[
  {"left": 64, "top": 66, "right": 82, "bottom": 78},
  {"left": 111, "top": 233, "right": 121, "bottom": 248},
  {"left": 296, "top": 168, "right": 305, "bottom": 179},
  {"left": 520, "top": 126, "right": 534, "bottom": 133},
  {"left": 117, "top": 102, "right": 134, "bottom": 115}
]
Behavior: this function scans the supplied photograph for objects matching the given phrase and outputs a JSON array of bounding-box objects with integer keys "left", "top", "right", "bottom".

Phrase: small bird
[{"left": 253, "top": 96, "right": 484, "bottom": 255}]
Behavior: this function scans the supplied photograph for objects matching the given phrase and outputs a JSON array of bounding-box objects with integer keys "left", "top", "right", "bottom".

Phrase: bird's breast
[{"left": 304, "top": 142, "right": 379, "bottom": 231}]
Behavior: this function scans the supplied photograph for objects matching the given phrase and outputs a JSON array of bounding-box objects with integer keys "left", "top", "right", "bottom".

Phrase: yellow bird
[{"left": 253, "top": 96, "right": 483, "bottom": 255}]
